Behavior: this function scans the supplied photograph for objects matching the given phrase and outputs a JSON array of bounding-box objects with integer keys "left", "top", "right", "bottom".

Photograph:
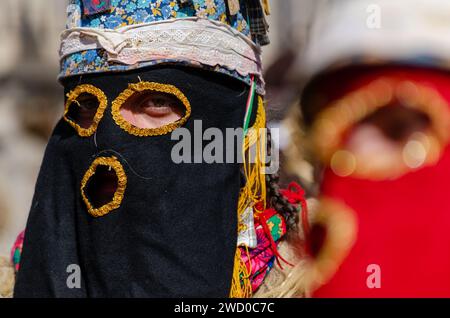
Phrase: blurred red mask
[{"left": 305, "top": 67, "right": 450, "bottom": 297}]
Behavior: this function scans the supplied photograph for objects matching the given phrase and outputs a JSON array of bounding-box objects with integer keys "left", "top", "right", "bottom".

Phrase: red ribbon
[{"left": 280, "top": 182, "right": 310, "bottom": 241}]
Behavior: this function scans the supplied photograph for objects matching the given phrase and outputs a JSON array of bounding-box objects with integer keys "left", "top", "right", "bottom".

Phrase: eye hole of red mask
[
  {"left": 308, "top": 223, "right": 328, "bottom": 259},
  {"left": 64, "top": 84, "right": 108, "bottom": 137},
  {"left": 112, "top": 82, "right": 191, "bottom": 137},
  {"left": 357, "top": 103, "right": 431, "bottom": 142},
  {"left": 310, "top": 78, "right": 450, "bottom": 180}
]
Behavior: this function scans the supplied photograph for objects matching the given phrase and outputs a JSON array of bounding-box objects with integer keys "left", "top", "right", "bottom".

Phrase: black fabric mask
[{"left": 14, "top": 66, "right": 258, "bottom": 298}]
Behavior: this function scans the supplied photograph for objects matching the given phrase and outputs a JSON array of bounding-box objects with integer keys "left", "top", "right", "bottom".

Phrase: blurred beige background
[
  {"left": 0, "top": 0, "right": 319, "bottom": 257},
  {"left": 0, "top": 0, "right": 67, "bottom": 257}
]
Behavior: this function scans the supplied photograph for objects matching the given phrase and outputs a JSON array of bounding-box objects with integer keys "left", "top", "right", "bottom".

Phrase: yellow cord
[
  {"left": 230, "top": 96, "right": 267, "bottom": 298},
  {"left": 229, "top": 248, "right": 253, "bottom": 298}
]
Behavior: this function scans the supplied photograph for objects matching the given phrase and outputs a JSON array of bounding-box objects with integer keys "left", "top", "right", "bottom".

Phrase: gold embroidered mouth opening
[
  {"left": 81, "top": 156, "right": 127, "bottom": 218},
  {"left": 309, "top": 79, "right": 450, "bottom": 180},
  {"left": 64, "top": 84, "right": 108, "bottom": 137}
]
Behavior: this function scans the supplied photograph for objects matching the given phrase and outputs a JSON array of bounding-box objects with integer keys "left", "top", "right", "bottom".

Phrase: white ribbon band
[{"left": 60, "top": 17, "right": 263, "bottom": 84}]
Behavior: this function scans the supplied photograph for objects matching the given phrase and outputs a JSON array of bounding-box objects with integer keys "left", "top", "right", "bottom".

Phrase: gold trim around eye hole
[
  {"left": 80, "top": 156, "right": 127, "bottom": 218},
  {"left": 111, "top": 82, "right": 192, "bottom": 137},
  {"left": 64, "top": 84, "right": 108, "bottom": 137}
]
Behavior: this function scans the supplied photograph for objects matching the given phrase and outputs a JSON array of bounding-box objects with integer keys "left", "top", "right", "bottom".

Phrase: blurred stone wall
[
  {"left": 263, "top": 0, "right": 318, "bottom": 66},
  {"left": 0, "top": 0, "right": 67, "bottom": 256}
]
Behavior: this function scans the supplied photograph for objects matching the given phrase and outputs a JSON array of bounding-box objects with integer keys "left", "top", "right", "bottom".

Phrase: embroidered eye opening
[
  {"left": 81, "top": 156, "right": 127, "bottom": 218},
  {"left": 64, "top": 84, "right": 108, "bottom": 137},
  {"left": 111, "top": 82, "right": 191, "bottom": 137},
  {"left": 305, "top": 197, "right": 357, "bottom": 291}
]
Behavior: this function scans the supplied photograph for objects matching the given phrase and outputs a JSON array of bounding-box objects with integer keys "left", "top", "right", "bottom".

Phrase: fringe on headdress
[{"left": 230, "top": 88, "right": 267, "bottom": 297}]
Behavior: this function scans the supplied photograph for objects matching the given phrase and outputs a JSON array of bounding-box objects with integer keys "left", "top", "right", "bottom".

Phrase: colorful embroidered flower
[
  {"left": 72, "top": 0, "right": 251, "bottom": 35},
  {"left": 215, "top": 0, "right": 226, "bottom": 17},
  {"left": 125, "top": 2, "right": 137, "bottom": 13},
  {"left": 114, "top": 7, "right": 125, "bottom": 15},
  {"left": 161, "top": 5, "right": 172, "bottom": 19},
  {"left": 137, "top": 0, "right": 151, "bottom": 9},
  {"left": 169, "top": 1, "right": 179, "bottom": 11},
  {"left": 144, "top": 14, "right": 156, "bottom": 22},
  {"left": 104, "top": 14, "right": 123, "bottom": 28},
  {"left": 73, "top": 53, "right": 83, "bottom": 63},
  {"left": 151, "top": 7, "right": 162, "bottom": 17},
  {"left": 132, "top": 9, "right": 149, "bottom": 22},
  {"left": 89, "top": 18, "right": 102, "bottom": 28},
  {"left": 85, "top": 50, "right": 98, "bottom": 63}
]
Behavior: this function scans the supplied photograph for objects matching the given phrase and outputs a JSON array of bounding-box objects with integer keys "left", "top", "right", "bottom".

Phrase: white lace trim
[{"left": 60, "top": 17, "right": 263, "bottom": 85}]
